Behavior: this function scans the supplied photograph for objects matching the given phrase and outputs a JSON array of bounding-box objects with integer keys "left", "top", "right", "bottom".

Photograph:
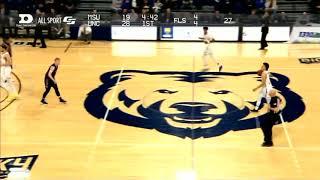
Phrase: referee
[
  {"left": 259, "top": 11, "right": 270, "bottom": 50},
  {"left": 261, "top": 89, "right": 281, "bottom": 147},
  {"left": 41, "top": 58, "right": 66, "bottom": 104}
]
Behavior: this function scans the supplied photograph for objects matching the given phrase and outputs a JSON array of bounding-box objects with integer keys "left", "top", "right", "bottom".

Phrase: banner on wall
[
  {"left": 160, "top": 26, "right": 239, "bottom": 41},
  {"left": 161, "top": 26, "right": 174, "bottom": 39},
  {"left": 111, "top": 26, "right": 157, "bottom": 40},
  {"left": 290, "top": 26, "right": 320, "bottom": 43},
  {"left": 242, "top": 26, "right": 290, "bottom": 41}
]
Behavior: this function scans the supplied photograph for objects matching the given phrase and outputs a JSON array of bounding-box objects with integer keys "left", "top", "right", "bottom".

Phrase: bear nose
[{"left": 171, "top": 102, "right": 217, "bottom": 113}]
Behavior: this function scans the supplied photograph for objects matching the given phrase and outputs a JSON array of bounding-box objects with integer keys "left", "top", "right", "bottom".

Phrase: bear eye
[
  {"left": 210, "top": 90, "right": 230, "bottom": 95},
  {"left": 155, "top": 89, "right": 178, "bottom": 94}
]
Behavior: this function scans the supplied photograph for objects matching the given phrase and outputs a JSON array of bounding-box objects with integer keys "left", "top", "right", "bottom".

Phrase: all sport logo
[
  {"left": 18, "top": 14, "right": 76, "bottom": 27},
  {"left": 0, "top": 155, "right": 38, "bottom": 179}
]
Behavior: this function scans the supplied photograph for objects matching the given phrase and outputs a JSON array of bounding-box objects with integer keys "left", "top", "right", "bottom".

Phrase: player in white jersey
[
  {"left": 252, "top": 62, "right": 272, "bottom": 112},
  {"left": 199, "top": 27, "right": 223, "bottom": 72},
  {"left": 0, "top": 44, "right": 18, "bottom": 100}
]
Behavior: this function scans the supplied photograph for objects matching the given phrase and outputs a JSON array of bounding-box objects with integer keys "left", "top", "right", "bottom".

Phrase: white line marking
[
  {"left": 279, "top": 113, "right": 304, "bottom": 177},
  {"left": 13, "top": 63, "right": 320, "bottom": 70},
  {"left": 3, "top": 141, "right": 320, "bottom": 151},
  {"left": 85, "top": 67, "right": 124, "bottom": 169}
]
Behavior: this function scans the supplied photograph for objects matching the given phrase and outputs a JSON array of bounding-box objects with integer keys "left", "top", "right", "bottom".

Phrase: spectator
[
  {"left": 122, "top": 8, "right": 129, "bottom": 15},
  {"left": 242, "top": 9, "right": 260, "bottom": 24},
  {"left": 78, "top": 22, "right": 92, "bottom": 44},
  {"left": 161, "top": 7, "right": 174, "bottom": 23},
  {"left": 112, "top": 0, "right": 122, "bottom": 12},
  {"left": 181, "top": 0, "right": 192, "bottom": 10},
  {"left": 153, "top": 0, "right": 163, "bottom": 13},
  {"left": 265, "top": 0, "right": 277, "bottom": 12},
  {"left": 48, "top": 8, "right": 60, "bottom": 39},
  {"left": 272, "top": 12, "right": 288, "bottom": 24},
  {"left": 253, "top": 0, "right": 266, "bottom": 14},
  {"left": 210, "top": 10, "right": 224, "bottom": 24},
  {"left": 129, "top": 9, "right": 139, "bottom": 22},
  {"left": 122, "top": 0, "right": 132, "bottom": 10},
  {"left": 296, "top": 12, "right": 310, "bottom": 25}
]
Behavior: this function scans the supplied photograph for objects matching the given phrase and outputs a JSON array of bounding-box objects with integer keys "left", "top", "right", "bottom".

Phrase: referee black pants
[
  {"left": 261, "top": 112, "right": 280, "bottom": 143},
  {"left": 260, "top": 27, "right": 269, "bottom": 49},
  {"left": 42, "top": 80, "right": 60, "bottom": 99},
  {"left": 33, "top": 28, "right": 47, "bottom": 48}
]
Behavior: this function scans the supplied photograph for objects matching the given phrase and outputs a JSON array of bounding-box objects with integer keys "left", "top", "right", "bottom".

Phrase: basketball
[{"left": 257, "top": 70, "right": 263, "bottom": 76}]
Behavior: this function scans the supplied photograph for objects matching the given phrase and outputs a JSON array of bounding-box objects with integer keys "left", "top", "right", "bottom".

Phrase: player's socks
[{"left": 219, "top": 65, "right": 223, "bottom": 72}]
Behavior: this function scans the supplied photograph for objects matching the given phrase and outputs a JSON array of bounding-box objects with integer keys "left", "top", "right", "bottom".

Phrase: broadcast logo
[
  {"left": 63, "top": 16, "right": 76, "bottom": 25},
  {"left": 17, "top": 14, "right": 35, "bottom": 27}
]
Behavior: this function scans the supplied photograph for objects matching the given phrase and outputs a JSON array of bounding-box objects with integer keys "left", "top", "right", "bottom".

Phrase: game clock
[{"left": 141, "top": 14, "right": 158, "bottom": 26}]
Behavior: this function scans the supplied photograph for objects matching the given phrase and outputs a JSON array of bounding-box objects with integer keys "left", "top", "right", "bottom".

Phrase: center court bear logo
[{"left": 84, "top": 70, "right": 305, "bottom": 139}]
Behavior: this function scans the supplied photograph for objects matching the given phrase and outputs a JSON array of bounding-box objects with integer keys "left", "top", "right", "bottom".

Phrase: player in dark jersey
[
  {"left": 261, "top": 88, "right": 282, "bottom": 147},
  {"left": 41, "top": 58, "right": 67, "bottom": 104}
]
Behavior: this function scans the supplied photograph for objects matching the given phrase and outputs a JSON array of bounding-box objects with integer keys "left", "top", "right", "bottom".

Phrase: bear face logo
[{"left": 84, "top": 70, "right": 305, "bottom": 139}]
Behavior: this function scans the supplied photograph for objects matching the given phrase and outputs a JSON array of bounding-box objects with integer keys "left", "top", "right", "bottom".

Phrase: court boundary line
[
  {"left": 3, "top": 141, "right": 320, "bottom": 149},
  {"left": 13, "top": 64, "right": 320, "bottom": 70}
]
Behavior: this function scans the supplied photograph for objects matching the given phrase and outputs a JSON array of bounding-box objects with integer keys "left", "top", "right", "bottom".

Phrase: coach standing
[
  {"left": 261, "top": 89, "right": 281, "bottom": 147},
  {"left": 259, "top": 11, "right": 270, "bottom": 50}
]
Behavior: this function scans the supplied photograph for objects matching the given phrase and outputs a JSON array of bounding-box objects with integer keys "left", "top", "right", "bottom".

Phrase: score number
[{"left": 122, "top": 14, "right": 130, "bottom": 26}]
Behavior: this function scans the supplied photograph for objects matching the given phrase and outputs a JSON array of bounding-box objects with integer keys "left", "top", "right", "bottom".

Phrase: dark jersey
[{"left": 45, "top": 64, "right": 58, "bottom": 81}]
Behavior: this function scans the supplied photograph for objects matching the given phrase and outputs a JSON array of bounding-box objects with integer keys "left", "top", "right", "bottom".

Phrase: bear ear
[
  {"left": 100, "top": 70, "right": 148, "bottom": 84},
  {"left": 100, "top": 70, "right": 126, "bottom": 84}
]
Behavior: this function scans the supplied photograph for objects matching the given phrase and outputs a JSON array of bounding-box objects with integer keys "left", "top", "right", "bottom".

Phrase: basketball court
[{"left": 1, "top": 40, "right": 320, "bottom": 179}]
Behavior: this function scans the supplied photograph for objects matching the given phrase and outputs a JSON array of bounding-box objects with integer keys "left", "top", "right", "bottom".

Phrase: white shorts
[
  {"left": 1, "top": 66, "right": 12, "bottom": 82},
  {"left": 203, "top": 45, "right": 213, "bottom": 56},
  {"left": 260, "top": 86, "right": 272, "bottom": 100}
]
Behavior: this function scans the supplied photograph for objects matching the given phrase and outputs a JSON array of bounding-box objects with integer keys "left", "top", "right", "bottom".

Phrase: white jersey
[
  {"left": 203, "top": 34, "right": 213, "bottom": 44},
  {"left": 202, "top": 33, "right": 214, "bottom": 56},
  {"left": 265, "top": 71, "right": 273, "bottom": 89}
]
